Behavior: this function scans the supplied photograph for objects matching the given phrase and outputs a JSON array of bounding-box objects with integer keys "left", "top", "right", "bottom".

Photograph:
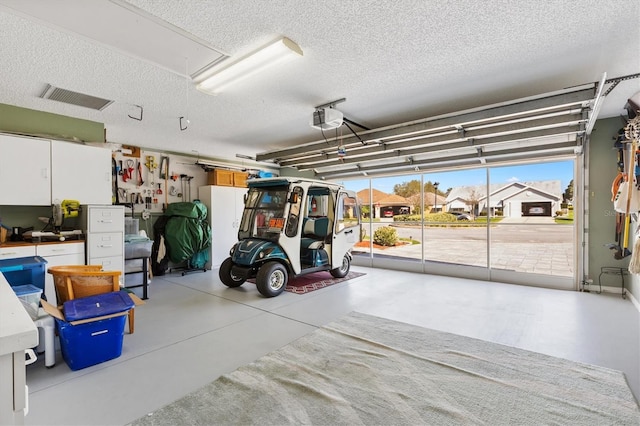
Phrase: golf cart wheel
[
  {"left": 219, "top": 257, "right": 246, "bottom": 288},
  {"left": 256, "top": 262, "right": 288, "bottom": 297},
  {"left": 330, "top": 254, "right": 351, "bottom": 278}
]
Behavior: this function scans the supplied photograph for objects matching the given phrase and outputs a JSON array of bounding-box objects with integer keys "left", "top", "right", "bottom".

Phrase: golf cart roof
[{"left": 247, "top": 176, "right": 345, "bottom": 190}]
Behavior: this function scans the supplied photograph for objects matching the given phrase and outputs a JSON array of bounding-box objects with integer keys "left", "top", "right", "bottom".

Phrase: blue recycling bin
[
  {"left": 0, "top": 256, "right": 47, "bottom": 291},
  {"left": 57, "top": 291, "right": 135, "bottom": 370}
]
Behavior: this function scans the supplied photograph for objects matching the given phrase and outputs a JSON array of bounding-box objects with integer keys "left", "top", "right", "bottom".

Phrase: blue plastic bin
[
  {"left": 56, "top": 291, "right": 134, "bottom": 371},
  {"left": 0, "top": 256, "right": 47, "bottom": 291},
  {"left": 63, "top": 291, "right": 135, "bottom": 321}
]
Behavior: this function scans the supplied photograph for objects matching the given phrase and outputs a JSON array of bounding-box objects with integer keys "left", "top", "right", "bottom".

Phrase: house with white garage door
[{"left": 445, "top": 180, "right": 563, "bottom": 218}]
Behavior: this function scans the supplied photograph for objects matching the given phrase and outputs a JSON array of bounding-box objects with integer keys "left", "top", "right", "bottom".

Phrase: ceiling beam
[{"left": 314, "top": 142, "right": 578, "bottom": 180}]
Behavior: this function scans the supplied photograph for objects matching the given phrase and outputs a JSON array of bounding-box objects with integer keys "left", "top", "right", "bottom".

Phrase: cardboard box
[
  {"left": 207, "top": 169, "right": 234, "bottom": 186},
  {"left": 233, "top": 171, "right": 248, "bottom": 188},
  {"left": 41, "top": 291, "right": 144, "bottom": 371},
  {"left": 207, "top": 169, "right": 248, "bottom": 187}
]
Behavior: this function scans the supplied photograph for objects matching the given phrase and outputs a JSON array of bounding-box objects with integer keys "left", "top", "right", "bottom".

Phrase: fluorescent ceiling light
[{"left": 195, "top": 37, "right": 303, "bottom": 95}]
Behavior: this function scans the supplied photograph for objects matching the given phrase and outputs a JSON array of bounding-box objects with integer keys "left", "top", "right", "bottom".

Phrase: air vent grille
[{"left": 40, "top": 84, "right": 114, "bottom": 111}]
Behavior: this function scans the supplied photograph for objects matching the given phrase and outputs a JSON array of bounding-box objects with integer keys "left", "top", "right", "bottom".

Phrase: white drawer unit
[
  {"left": 87, "top": 233, "right": 123, "bottom": 257},
  {"left": 88, "top": 209, "right": 125, "bottom": 233},
  {"left": 0, "top": 245, "right": 36, "bottom": 259},
  {"left": 36, "top": 242, "right": 84, "bottom": 258},
  {"left": 80, "top": 205, "right": 125, "bottom": 281},
  {"left": 91, "top": 255, "right": 123, "bottom": 271}
]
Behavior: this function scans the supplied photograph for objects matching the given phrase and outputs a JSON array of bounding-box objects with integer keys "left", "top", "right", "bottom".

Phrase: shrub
[{"left": 373, "top": 227, "right": 398, "bottom": 246}]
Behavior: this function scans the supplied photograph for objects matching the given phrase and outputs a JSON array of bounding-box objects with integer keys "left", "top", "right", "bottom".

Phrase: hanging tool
[
  {"left": 112, "top": 157, "right": 119, "bottom": 204},
  {"left": 159, "top": 156, "right": 169, "bottom": 179},
  {"left": 137, "top": 161, "right": 144, "bottom": 186},
  {"left": 122, "top": 159, "right": 134, "bottom": 182},
  {"left": 180, "top": 174, "right": 188, "bottom": 201},
  {"left": 156, "top": 183, "right": 163, "bottom": 195},
  {"left": 164, "top": 157, "right": 170, "bottom": 208},
  {"left": 187, "top": 176, "right": 194, "bottom": 201},
  {"left": 620, "top": 140, "right": 637, "bottom": 259},
  {"left": 145, "top": 155, "right": 157, "bottom": 171}
]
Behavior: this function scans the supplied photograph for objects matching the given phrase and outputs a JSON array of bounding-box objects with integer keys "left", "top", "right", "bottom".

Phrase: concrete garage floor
[{"left": 24, "top": 266, "right": 638, "bottom": 425}]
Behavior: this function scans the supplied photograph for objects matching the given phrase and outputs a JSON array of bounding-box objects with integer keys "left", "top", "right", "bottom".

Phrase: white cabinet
[
  {"left": 80, "top": 205, "right": 124, "bottom": 280},
  {"left": 0, "top": 134, "right": 112, "bottom": 206},
  {"left": 0, "top": 274, "right": 38, "bottom": 426},
  {"left": 37, "top": 242, "right": 84, "bottom": 306},
  {"left": 51, "top": 140, "right": 112, "bottom": 205},
  {"left": 198, "top": 185, "right": 247, "bottom": 268},
  {"left": 0, "top": 242, "right": 85, "bottom": 306},
  {"left": 0, "top": 134, "right": 50, "bottom": 205}
]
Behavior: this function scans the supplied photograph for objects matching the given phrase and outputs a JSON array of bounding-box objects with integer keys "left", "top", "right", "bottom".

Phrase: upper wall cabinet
[
  {"left": 51, "top": 140, "right": 112, "bottom": 205},
  {"left": 0, "top": 134, "right": 112, "bottom": 206},
  {"left": 0, "top": 134, "right": 51, "bottom": 205}
]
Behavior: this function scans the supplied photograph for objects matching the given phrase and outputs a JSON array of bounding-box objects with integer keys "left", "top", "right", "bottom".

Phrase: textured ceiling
[{"left": 0, "top": 0, "right": 638, "bottom": 165}]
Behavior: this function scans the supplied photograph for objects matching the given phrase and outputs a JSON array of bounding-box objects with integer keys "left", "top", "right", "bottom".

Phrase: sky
[{"left": 339, "top": 160, "right": 574, "bottom": 194}]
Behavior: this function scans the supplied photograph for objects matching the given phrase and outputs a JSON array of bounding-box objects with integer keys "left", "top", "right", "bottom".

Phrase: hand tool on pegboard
[
  {"left": 123, "top": 159, "right": 134, "bottom": 182},
  {"left": 137, "top": 161, "right": 144, "bottom": 186},
  {"left": 159, "top": 156, "right": 169, "bottom": 209},
  {"left": 159, "top": 156, "right": 169, "bottom": 179},
  {"left": 180, "top": 174, "right": 188, "bottom": 201}
]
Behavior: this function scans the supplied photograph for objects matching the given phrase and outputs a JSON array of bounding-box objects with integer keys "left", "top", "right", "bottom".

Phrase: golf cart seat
[
  {"left": 301, "top": 217, "right": 331, "bottom": 267},
  {"left": 301, "top": 217, "right": 331, "bottom": 249}
]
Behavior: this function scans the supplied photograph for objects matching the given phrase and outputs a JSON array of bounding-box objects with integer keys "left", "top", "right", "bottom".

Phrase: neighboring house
[
  {"left": 445, "top": 180, "right": 563, "bottom": 218},
  {"left": 356, "top": 189, "right": 411, "bottom": 218}
]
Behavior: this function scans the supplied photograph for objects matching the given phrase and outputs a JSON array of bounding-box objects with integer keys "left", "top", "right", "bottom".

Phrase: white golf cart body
[{"left": 219, "top": 177, "right": 360, "bottom": 297}]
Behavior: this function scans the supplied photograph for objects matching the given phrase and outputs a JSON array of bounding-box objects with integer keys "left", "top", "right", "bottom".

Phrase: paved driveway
[{"left": 356, "top": 219, "right": 574, "bottom": 277}]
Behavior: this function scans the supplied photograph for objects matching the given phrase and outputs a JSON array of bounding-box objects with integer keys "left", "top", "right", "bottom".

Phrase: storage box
[
  {"left": 233, "top": 171, "right": 248, "bottom": 188},
  {"left": 0, "top": 256, "right": 47, "bottom": 291},
  {"left": 57, "top": 315, "right": 127, "bottom": 371},
  {"left": 41, "top": 291, "right": 144, "bottom": 371},
  {"left": 207, "top": 169, "right": 248, "bottom": 187},
  {"left": 124, "top": 240, "right": 153, "bottom": 258},
  {"left": 12, "top": 284, "right": 42, "bottom": 320},
  {"left": 208, "top": 169, "right": 234, "bottom": 186},
  {"left": 124, "top": 218, "right": 139, "bottom": 236}
]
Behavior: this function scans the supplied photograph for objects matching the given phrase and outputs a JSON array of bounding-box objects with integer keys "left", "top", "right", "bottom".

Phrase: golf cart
[{"left": 219, "top": 177, "right": 361, "bottom": 297}]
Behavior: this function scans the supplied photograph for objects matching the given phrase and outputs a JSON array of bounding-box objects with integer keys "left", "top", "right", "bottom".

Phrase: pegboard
[{"left": 112, "top": 149, "right": 208, "bottom": 217}]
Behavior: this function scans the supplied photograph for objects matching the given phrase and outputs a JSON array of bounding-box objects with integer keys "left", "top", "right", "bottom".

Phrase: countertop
[{"left": 0, "top": 273, "right": 38, "bottom": 356}]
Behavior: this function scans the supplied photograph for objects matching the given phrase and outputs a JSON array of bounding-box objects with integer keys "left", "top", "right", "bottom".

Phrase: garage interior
[{"left": 0, "top": 1, "right": 639, "bottom": 424}]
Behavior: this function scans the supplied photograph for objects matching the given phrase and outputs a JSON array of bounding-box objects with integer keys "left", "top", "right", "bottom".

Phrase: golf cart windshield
[{"left": 239, "top": 187, "right": 289, "bottom": 242}]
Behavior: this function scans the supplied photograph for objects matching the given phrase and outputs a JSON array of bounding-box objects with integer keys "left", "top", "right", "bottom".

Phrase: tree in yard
[
  {"left": 393, "top": 179, "right": 447, "bottom": 214},
  {"left": 563, "top": 179, "right": 574, "bottom": 203},
  {"left": 464, "top": 189, "right": 481, "bottom": 218},
  {"left": 393, "top": 180, "right": 422, "bottom": 198}
]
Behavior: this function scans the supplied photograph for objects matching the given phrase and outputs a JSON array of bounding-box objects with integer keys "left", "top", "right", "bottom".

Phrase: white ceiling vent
[{"left": 39, "top": 84, "right": 114, "bottom": 111}]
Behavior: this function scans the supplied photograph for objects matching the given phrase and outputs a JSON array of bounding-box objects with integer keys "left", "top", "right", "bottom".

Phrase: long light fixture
[{"left": 195, "top": 37, "right": 303, "bottom": 95}]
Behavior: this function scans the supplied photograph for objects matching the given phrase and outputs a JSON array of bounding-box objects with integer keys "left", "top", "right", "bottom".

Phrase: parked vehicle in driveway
[
  {"left": 450, "top": 212, "right": 472, "bottom": 221},
  {"left": 219, "top": 177, "right": 361, "bottom": 297},
  {"left": 383, "top": 210, "right": 394, "bottom": 217}
]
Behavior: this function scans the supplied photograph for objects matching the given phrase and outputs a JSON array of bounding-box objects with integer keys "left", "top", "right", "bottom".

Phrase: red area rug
[
  {"left": 285, "top": 271, "right": 365, "bottom": 294},
  {"left": 250, "top": 271, "right": 365, "bottom": 294}
]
